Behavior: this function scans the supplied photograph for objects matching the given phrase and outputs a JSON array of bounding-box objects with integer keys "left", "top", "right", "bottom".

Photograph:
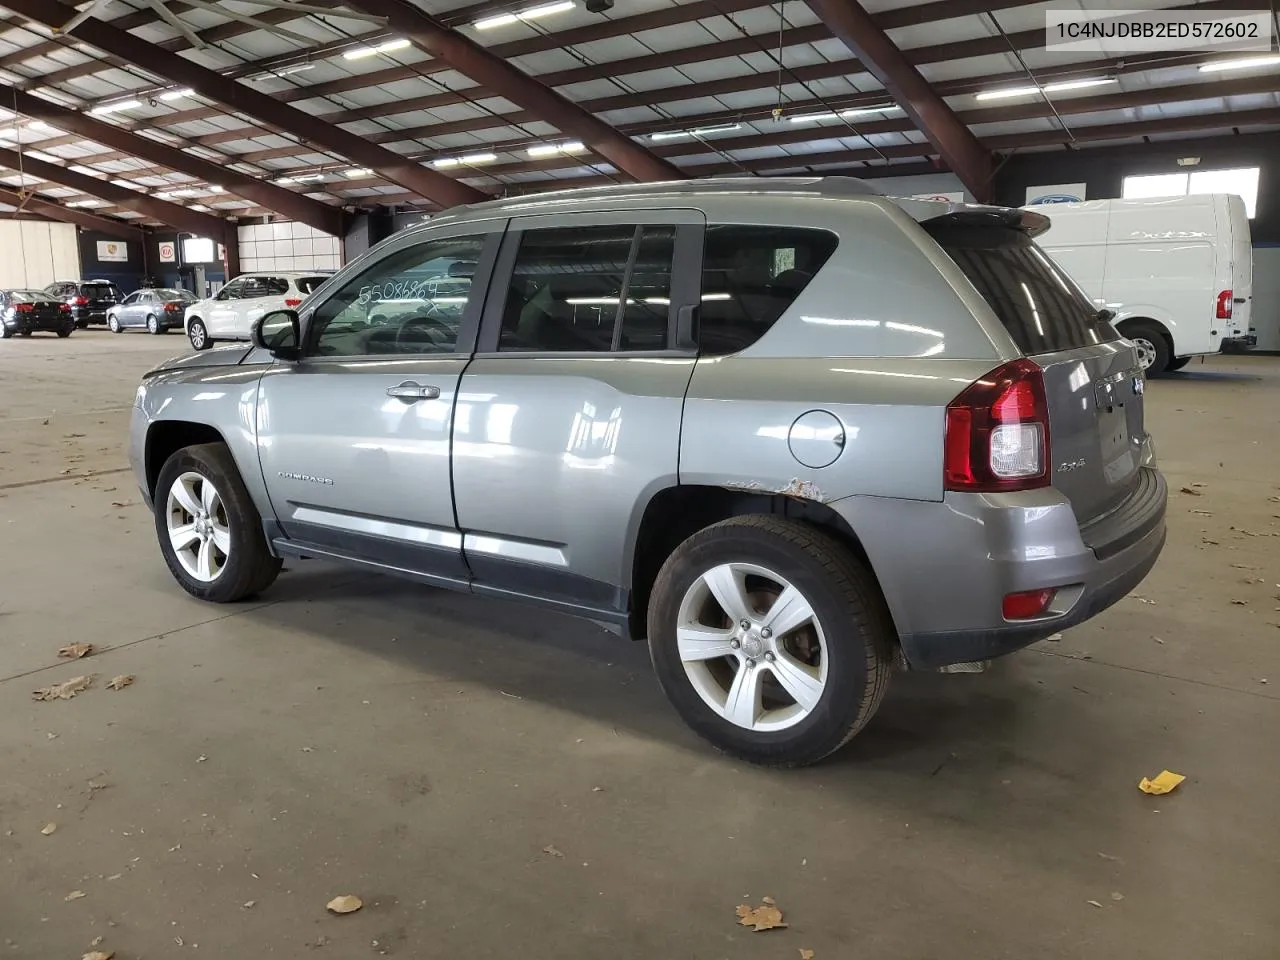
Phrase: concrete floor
[{"left": 1, "top": 330, "right": 1278, "bottom": 959}]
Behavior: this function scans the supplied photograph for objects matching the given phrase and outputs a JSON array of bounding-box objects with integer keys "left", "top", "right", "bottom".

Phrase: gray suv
[{"left": 129, "top": 179, "right": 1167, "bottom": 766}]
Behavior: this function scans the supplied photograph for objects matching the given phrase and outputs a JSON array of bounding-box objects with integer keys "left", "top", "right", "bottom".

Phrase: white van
[{"left": 1028, "top": 195, "right": 1254, "bottom": 375}]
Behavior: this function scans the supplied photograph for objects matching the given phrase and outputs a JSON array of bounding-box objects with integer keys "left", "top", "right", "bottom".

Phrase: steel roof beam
[
  {"left": 0, "top": 145, "right": 232, "bottom": 239},
  {"left": 0, "top": 84, "right": 345, "bottom": 235},
  {"left": 8, "top": 0, "right": 487, "bottom": 210},
  {"left": 339, "top": 0, "right": 682, "bottom": 183},
  {"left": 804, "top": 0, "right": 993, "bottom": 200},
  {"left": 0, "top": 184, "right": 145, "bottom": 239}
]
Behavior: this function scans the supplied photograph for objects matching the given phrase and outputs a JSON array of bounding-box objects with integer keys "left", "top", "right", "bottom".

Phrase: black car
[
  {"left": 44, "top": 279, "right": 124, "bottom": 328},
  {"left": 107, "top": 287, "right": 197, "bottom": 334},
  {"left": 0, "top": 289, "right": 75, "bottom": 338}
]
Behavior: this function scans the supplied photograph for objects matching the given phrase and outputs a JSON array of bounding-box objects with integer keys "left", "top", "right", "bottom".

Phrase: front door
[
  {"left": 451, "top": 211, "right": 704, "bottom": 621},
  {"left": 208, "top": 278, "right": 244, "bottom": 335},
  {"left": 118, "top": 292, "right": 142, "bottom": 326},
  {"left": 256, "top": 223, "right": 503, "bottom": 584}
]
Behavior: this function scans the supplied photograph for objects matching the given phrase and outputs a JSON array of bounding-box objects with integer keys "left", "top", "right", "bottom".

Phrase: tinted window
[
  {"left": 295, "top": 276, "right": 328, "bottom": 295},
  {"left": 308, "top": 233, "right": 485, "bottom": 357},
  {"left": 240, "top": 277, "right": 271, "bottom": 299},
  {"left": 498, "top": 224, "right": 675, "bottom": 353},
  {"left": 698, "top": 225, "right": 837, "bottom": 356},
  {"left": 265, "top": 277, "right": 289, "bottom": 296},
  {"left": 928, "top": 223, "right": 1120, "bottom": 354},
  {"left": 82, "top": 282, "right": 122, "bottom": 299}
]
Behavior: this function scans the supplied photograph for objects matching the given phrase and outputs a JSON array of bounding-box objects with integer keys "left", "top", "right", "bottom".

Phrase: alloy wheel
[
  {"left": 676, "top": 562, "right": 828, "bottom": 732},
  {"left": 166, "top": 471, "right": 231, "bottom": 583}
]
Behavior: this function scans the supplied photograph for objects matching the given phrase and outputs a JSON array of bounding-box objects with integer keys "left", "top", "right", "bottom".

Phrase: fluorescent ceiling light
[
  {"left": 432, "top": 152, "right": 497, "bottom": 168},
  {"left": 159, "top": 88, "right": 194, "bottom": 101},
  {"left": 650, "top": 123, "right": 741, "bottom": 141},
  {"left": 209, "top": 185, "right": 225, "bottom": 193},
  {"left": 65, "top": 199, "right": 101, "bottom": 207},
  {"left": 190, "top": 204, "right": 211, "bottom": 211},
  {"left": 976, "top": 78, "right": 1116, "bottom": 101},
  {"left": 474, "top": 1, "right": 574, "bottom": 30},
  {"left": 343, "top": 38, "right": 411, "bottom": 60},
  {"left": 165, "top": 188, "right": 197, "bottom": 196},
  {"left": 274, "top": 176, "right": 297, "bottom": 184},
  {"left": 344, "top": 167, "right": 373, "bottom": 178},
  {"left": 89, "top": 99, "right": 142, "bottom": 116},
  {"left": 27, "top": 120, "right": 57, "bottom": 132},
  {"left": 527, "top": 141, "right": 585, "bottom": 157},
  {"left": 788, "top": 104, "right": 898, "bottom": 124},
  {"left": 1199, "top": 55, "right": 1280, "bottom": 73},
  {"left": 294, "top": 173, "right": 325, "bottom": 183}
]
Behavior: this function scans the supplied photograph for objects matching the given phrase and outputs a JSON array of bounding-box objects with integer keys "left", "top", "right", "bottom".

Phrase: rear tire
[
  {"left": 56, "top": 323, "right": 73, "bottom": 338},
  {"left": 1165, "top": 356, "right": 1191, "bottom": 372},
  {"left": 154, "top": 442, "right": 282, "bottom": 603},
  {"left": 188, "top": 318, "right": 210, "bottom": 351},
  {"left": 647, "top": 515, "right": 894, "bottom": 767},
  {"left": 147, "top": 314, "right": 161, "bottom": 335},
  {"left": 0, "top": 325, "right": 10, "bottom": 339},
  {"left": 1123, "top": 321, "right": 1171, "bottom": 377}
]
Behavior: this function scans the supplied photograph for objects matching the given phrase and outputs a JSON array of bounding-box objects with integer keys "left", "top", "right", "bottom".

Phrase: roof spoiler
[{"left": 888, "top": 197, "right": 1052, "bottom": 238}]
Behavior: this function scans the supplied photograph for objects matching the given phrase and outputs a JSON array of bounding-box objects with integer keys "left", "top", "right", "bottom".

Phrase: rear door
[
  {"left": 928, "top": 219, "right": 1146, "bottom": 525},
  {"left": 1225, "top": 195, "right": 1253, "bottom": 339},
  {"left": 82, "top": 281, "right": 120, "bottom": 319}
]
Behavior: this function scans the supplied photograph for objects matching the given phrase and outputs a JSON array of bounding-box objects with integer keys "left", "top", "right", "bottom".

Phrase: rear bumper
[
  {"left": 828, "top": 466, "right": 1168, "bottom": 670},
  {"left": 71, "top": 306, "right": 110, "bottom": 324},
  {"left": 3, "top": 314, "right": 71, "bottom": 332}
]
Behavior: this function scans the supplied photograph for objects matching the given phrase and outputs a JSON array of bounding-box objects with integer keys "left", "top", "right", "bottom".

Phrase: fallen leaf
[
  {"left": 1138, "top": 770, "right": 1186, "bottom": 795},
  {"left": 542, "top": 844, "right": 565, "bottom": 859},
  {"left": 1045, "top": 632, "right": 1064, "bottom": 642},
  {"left": 243, "top": 900, "right": 256, "bottom": 909},
  {"left": 32, "top": 675, "right": 94, "bottom": 701},
  {"left": 40, "top": 822, "right": 56, "bottom": 836},
  {"left": 82, "top": 952, "right": 114, "bottom": 960},
  {"left": 1231, "top": 599, "right": 1248, "bottom": 606},
  {"left": 57, "top": 643, "right": 94, "bottom": 660},
  {"left": 326, "top": 894, "right": 363, "bottom": 915},
  {"left": 1111, "top": 892, "right": 1125, "bottom": 901},
  {"left": 1152, "top": 636, "right": 1164, "bottom": 644},
  {"left": 1179, "top": 486, "right": 1202, "bottom": 496},
  {"left": 762, "top": 896, "right": 776, "bottom": 905},
  {"left": 1097, "top": 851, "right": 1121, "bottom": 861},
  {"left": 1190, "top": 509, "right": 1213, "bottom": 516},
  {"left": 1087, "top": 900, "right": 1104, "bottom": 908},
  {"left": 196, "top": 755, "right": 208, "bottom": 763},
  {"left": 800, "top": 951, "right": 815, "bottom": 960},
  {"left": 65, "top": 889, "right": 86, "bottom": 901},
  {"left": 736, "top": 900, "right": 788, "bottom": 932},
  {"left": 109, "top": 501, "right": 133, "bottom": 508},
  {"left": 106, "top": 675, "right": 135, "bottom": 691},
  {"left": 1231, "top": 563, "right": 1256, "bottom": 570}
]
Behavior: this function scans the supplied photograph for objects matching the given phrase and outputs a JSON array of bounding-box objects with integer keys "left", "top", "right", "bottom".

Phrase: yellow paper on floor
[{"left": 1138, "top": 770, "right": 1186, "bottom": 795}]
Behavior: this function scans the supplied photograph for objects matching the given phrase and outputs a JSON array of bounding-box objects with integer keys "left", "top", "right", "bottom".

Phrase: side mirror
[{"left": 251, "top": 310, "right": 301, "bottom": 361}]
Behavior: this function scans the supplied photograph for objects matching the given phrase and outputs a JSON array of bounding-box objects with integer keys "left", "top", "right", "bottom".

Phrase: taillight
[
  {"left": 284, "top": 297, "right": 302, "bottom": 308},
  {"left": 944, "top": 358, "right": 1050, "bottom": 492},
  {"left": 15, "top": 303, "right": 33, "bottom": 313},
  {"left": 72, "top": 296, "right": 89, "bottom": 306},
  {"left": 59, "top": 303, "right": 71, "bottom": 313},
  {"left": 165, "top": 302, "right": 181, "bottom": 312},
  {"left": 1003, "top": 588, "right": 1056, "bottom": 620},
  {"left": 1216, "top": 289, "right": 1233, "bottom": 320}
]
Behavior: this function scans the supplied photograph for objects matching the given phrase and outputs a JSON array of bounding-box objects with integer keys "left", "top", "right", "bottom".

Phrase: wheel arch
[
  {"left": 144, "top": 420, "right": 229, "bottom": 501},
  {"left": 624, "top": 483, "right": 890, "bottom": 643}
]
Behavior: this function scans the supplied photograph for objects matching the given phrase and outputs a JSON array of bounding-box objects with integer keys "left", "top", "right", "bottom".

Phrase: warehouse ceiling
[{"left": 0, "top": 0, "right": 1277, "bottom": 230}]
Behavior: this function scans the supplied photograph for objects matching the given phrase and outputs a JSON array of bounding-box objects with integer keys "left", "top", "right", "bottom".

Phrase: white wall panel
[{"left": 0, "top": 221, "right": 80, "bottom": 288}]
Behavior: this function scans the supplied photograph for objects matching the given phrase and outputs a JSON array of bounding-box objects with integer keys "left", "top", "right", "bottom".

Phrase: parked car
[
  {"left": 107, "top": 287, "right": 197, "bottom": 334},
  {"left": 183, "top": 272, "right": 331, "bottom": 351},
  {"left": 43, "top": 279, "right": 124, "bottom": 327},
  {"left": 1028, "top": 194, "right": 1253, "bottom": 375},
  {"left": 129, "top": 178, "right": 1168, "bottom": 766},
  {"left": 0, "top": 288, "right": 74, "bottom": 338}
]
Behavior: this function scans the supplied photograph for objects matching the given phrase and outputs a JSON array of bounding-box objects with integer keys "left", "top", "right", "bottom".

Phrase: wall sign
[
  {"left": 96, "top": 240, "right": 128, "bottom": 262},
  {"left": 158, "top": 241, "right": 176, "bottom": 263},
  {"left": 1026, "top": 183, "right": 1088, "bottom": 205}
]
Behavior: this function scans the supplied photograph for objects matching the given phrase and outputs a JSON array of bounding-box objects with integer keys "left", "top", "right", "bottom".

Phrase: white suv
[{"left": 184, "top": 272, "right": 331, "bottom": 351}]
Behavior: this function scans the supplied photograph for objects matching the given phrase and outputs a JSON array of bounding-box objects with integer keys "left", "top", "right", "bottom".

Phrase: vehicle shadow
[{"left": 246, "top": 563, "right": 1058, "bottom": 769}]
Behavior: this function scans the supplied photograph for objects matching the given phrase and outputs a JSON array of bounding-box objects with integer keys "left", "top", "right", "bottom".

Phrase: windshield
[{"left": 927, "top": 222, "right": 1119, "bottom": 355}]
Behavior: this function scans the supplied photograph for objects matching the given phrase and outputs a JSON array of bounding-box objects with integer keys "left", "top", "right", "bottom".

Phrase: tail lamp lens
[{"left": 944, "top": 359, "right": 1050, "bottom": 492}]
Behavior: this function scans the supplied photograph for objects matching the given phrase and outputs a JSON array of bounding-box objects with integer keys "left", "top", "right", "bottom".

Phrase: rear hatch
[
  {"left": 1226, "top": 195, "right": 1253, "bottom": 336},
  {"left": 925, "top": 212, "right": 1146, "bottom": 525},
  {"left": 81, "top": 281, "right": 122, "bottom": 311}
]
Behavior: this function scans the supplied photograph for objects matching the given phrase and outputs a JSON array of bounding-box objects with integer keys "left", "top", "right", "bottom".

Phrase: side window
[
  {"left": 122, "top": 292, "right": 140, "bottom": 305},
  {"left": 216, "top": 279, "right": 244, "bottom": 301},
  {"left": 698, "top": 225, "right": 838, "bottom": 357},
  {"left": 498, "top": 224, "right": 675, "bottom": 353},
  {"left": 265, "top": 277, "right": 289, "bottom": 296},
  {"left": 307, "top": 233, "right": 486, "bottom": 358},
  {"left": 240, "top": 277, "right": 268, "bottom": 299}
]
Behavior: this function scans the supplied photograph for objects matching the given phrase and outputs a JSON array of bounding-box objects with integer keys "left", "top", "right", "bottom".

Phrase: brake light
[
  {"left": 15, "top": 302, "right": 33, "bottom": 312},
  {"left": 284, "top": 297, "right": 302, "bottom": 308},
  {"left": 944, "top": 358, "right": 1050, "bottom": 492},
  {"left": 1216, "top": 289, "right": 1233, "bottom": 320},
  {"left": 1002, "top": 588, "right": 1056, "bottom": 620},
  {"left": 72, "top": 296, "right": 89, "bottom": 306},
  {"left": 165, "top": 302, "right": 181, "bottom": 312},
  {"left": 59, "top": 303, "right": 71, "bottom": 313}
]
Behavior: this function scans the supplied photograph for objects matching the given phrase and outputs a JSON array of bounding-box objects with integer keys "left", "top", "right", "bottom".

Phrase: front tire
[
  {"left": 154, "top": 443, "right": 282, "bottom": 603},
  {"left": 188, "top": 318, "right": 210, "bottom": 351},
  {"left": 647, "top": 515, "right": 894, "bottom": 767}
]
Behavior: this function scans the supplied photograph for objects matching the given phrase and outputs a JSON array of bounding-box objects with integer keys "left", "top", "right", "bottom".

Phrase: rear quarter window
[
  {"left": 928, "top": 223, "right": 1119, "bottom": 355},
  {"left": 295, "top": 276, "right": 328, "bottom": 295}
]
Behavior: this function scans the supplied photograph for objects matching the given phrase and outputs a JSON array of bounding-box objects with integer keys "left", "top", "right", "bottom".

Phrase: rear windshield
[
  {"left": 155, "top": 288, "right": 196, "bottom": 301},
  {"left": 295, "top": 276, "right": 329, "bottom": 295},
  {"left": 82, "top": 282, "right": 123, "bottom": 299},
  {"left": 11, "top": 289, "right": 47, "bottom": 301},
  {"left": 928, "top": 223, "right": 1119, "bottom": 355}
]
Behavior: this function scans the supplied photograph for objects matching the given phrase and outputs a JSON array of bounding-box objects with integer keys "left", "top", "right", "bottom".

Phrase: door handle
[{"left": 386, "top": 381, "right": 441, "bottom": 402}]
